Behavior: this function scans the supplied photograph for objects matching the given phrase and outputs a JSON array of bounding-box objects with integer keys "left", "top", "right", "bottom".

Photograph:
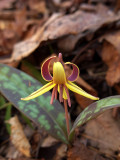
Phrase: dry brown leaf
[
  {"left": 58, "top": 34, "right": 84, "bottom": 52},
  {"left": 53, "top": 144, "right": 67, "bottom": 160},
  {"left": 0, "top": 9, "right": 29, "bottom": 57},
  {"left": 67, "top": 141, "right": 105, "bottom": 160},
  {"left": 102, "top": 31, "right": 120, "bottom": 54},
  {"left": 101, "top": 41, "right": 120, "bottom": 86},
  {"left": 101, "top": 31, "right": 120, "bottom": 86},
  {"left": 74, "top": 94, "right": 95, "bottom": 109},
  {"left": 1, "top": 4, "right": 120, "bottom": 63},
  {"left": 7, "top": 116, "right": 31, "bottom": 157},
  {"left": 41, "top": 136, "right": 59, "bottom": 147},
  {"left": 57, "top": 4, "right": 120, "bottom": 52},
  {"left": 0, "top": 13, "right": 61, "bottom": 63},
  {"left": 0, "top": 0, "right": 15, "bottom": 10},
  {"left": 28, "top": 0, "right": 49, "bottom": 16},
  {"left": 85, "top": 110, "right": 120, "bottom": 156}
]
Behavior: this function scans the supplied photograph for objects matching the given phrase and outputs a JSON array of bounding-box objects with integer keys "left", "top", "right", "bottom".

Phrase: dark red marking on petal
[
  {"left": 66, "top": 63, "right": 79, "bottom": 82},
  {"left": 64, "top": 85, "right": 71, "bottom": 107},
  {"left": 41, "top": 56, "right": 56, "bottom": 81}
]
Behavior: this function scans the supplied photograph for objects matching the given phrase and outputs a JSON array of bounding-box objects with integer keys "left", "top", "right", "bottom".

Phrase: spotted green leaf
[
  {"left": 69, "top": 96, "right": 120, "bottom": 137},
  {"left": 0, "top": 63, "right": 69, "bottom": 144}
]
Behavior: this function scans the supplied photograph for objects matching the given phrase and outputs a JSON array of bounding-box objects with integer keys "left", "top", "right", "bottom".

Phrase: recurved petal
[
  {"left": 21, "top": 82, "right": 55, "bottom": 101},
  {"left": 41, "top": 56, "right": 56, "bottom": 81},
  {"left": 65, "top": 62, "right": 79, "bottom": 82},
  {"left": 66, "top": 81, "right": 99, "bottom": 100}
]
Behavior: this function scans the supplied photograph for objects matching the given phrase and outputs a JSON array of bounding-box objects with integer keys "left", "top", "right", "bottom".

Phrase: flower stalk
[{"left": 64, "top": 99, "right": 70, "bottom": 135}]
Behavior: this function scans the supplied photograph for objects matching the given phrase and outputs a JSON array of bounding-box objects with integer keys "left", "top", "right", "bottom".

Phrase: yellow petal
[
  {"left": 66, "top": 81, "right": 99, "bottom": 100},
  {"left": 53, "top": 62, "right": 66, "bottom": 84},
  {"left": 21, "top": 82, "right": 55, "bottom": 101}
]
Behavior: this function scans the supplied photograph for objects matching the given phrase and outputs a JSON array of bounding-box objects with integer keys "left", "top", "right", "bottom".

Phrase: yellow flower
[{"left": 21, "top": 53, "right": 99, "bottom": 106}]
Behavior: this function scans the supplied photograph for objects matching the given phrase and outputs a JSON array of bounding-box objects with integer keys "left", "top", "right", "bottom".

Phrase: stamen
[
  {"left": 59, "top": 84, "right": 63, "bottom": 103},
  {"left": 50, "top": 86, "right": 56, "bottom": 104},
  {"left": 55, "top": 84, "right": 58, "bottom": 100},
  {"left": 64, "top": 85, "right": 71, "bottom": 107}
]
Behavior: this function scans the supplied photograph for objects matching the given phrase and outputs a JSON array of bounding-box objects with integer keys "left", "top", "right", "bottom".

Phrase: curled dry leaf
[
  {"left": 0, "top": 13, "right": 62, "bottom": 63},
  {"left": 102, "top": 31, "right": 120, "bottom": 54},
  {"left": 101, "top": 41, "right": 120, "bottom": 86},
  {"left": 7, "top": 116, "right": 31, "bottom": 157},
  {"left": 1, "top": 4, "right": 120, "bottom": 63},
  {"left": 57, "top": 4, "right": 120, "bottom": 52}
]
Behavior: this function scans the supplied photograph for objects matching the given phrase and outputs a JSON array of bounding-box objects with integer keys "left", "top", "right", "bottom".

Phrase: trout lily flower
[{"left": 21, "top": 53, "right": 99, "bottom": 106}]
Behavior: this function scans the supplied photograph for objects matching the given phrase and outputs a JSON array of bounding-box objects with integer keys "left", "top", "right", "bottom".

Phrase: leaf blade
[
  {"left": 70, "top": 96, "right": 120, "bottom": 136},
  {"left": 0, "top": 63, "right": 69, "bottom": 144}
]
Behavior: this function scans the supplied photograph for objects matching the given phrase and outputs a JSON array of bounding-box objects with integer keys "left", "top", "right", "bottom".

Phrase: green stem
[{"left": 64, "top": 99, "right": 70, "bottom": 136}]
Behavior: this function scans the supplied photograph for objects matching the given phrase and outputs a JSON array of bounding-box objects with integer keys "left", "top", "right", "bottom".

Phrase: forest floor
[{"left": 0, "top": 0, "right": 120, "bottom": 160}]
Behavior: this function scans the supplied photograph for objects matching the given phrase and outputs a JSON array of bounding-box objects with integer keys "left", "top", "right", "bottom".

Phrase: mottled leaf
[
  {"left": 70, "top": 96, "right": 120, "bottom": 136},
  {"left": 0, "top": 63, "right": 69, "bottom": 144}
]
